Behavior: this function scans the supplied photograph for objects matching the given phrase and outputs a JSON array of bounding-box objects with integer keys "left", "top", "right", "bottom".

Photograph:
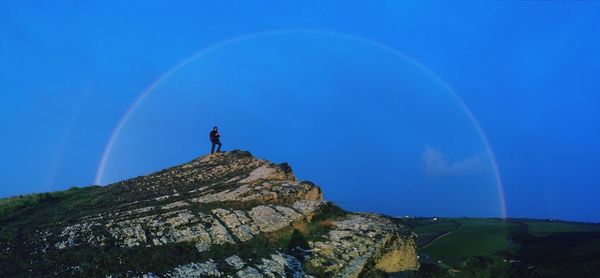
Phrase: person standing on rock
[{"left": 210, "top": 126, "right": 222, "bottom": 154}]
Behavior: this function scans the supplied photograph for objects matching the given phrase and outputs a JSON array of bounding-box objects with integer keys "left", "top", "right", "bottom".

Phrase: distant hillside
[
  {"left": 0, "top": 150, "right": 418, "bottom": 277},
  {"left": 403, "top": 217, "right": 600, "bottom": 277}
]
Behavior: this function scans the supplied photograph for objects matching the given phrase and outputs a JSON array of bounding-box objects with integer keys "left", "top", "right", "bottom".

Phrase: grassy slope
[
  {"left": 0, "top": 184, "right": 349, "bottom": 276},
  {"left": 409, "top": 218, "right": 600, "bottom": 278},
  {"left": 420, "top": 219, "right": 522, "bottom": 263},
  {"left": 524, "top": 221, "right": 600, "bottom": 236},
  {"left": 413, "top": 220, "right": 460, "bottom": 248}
]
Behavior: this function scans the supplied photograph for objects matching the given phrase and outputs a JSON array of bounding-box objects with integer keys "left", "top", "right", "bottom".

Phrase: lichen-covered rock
[
  {"left": 225, "top": 255, "right": 246, "bottom": 270},
  {"left": 166, "top": 260, "right": 222, "bottom": 277},
  {"left": 306, "top": 214, "right": 419, "bottom": 277},
  {"left": 0, "top": 150, "right": 417, "bottom": 277}
]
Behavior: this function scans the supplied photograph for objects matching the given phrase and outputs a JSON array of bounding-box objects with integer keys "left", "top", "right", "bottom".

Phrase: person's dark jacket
[{"left": 210, "top": 130, "right": 220, "bottom": 142}]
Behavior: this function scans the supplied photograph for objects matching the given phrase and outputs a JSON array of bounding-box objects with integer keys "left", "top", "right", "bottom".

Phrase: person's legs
[
  {"left": 216, "top": 141, "right": 222, "bottom": 152},
  {"left": 211, "top": 142, "right": 216, "bottom": 154}
]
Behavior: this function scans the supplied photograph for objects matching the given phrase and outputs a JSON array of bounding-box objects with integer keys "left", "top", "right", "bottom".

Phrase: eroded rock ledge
[{"left": 0, "top": 150, "right": 417, "bottom": 277}]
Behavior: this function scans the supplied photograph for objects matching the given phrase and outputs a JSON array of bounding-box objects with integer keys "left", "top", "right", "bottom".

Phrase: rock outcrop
[{"left": 0, "top": 150, "right": 417, "bottom": 277}]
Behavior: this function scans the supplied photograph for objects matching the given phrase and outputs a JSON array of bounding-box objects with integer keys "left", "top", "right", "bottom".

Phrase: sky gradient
[{"left": 1, "top": 1, "right": 599, "bottom": 222}]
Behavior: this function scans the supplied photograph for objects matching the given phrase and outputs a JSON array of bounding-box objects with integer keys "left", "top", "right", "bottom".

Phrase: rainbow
[{"left": 94, "top": 29, "right": 507, "bottom": 218}]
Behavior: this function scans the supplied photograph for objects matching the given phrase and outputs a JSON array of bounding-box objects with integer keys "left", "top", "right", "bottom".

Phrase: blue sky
[{"left": 1, "top": 1, "right": 599, "bottom": 222}]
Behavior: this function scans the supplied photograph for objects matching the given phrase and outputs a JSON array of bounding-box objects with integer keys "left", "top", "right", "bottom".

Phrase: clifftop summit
[{"left": 0, "top": 150, "right": 417, "bottom": 277}]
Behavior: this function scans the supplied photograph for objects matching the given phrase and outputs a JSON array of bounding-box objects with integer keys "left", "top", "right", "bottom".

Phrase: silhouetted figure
[{"left": 210, "top": 126, "right": 222, "bottom": 154}]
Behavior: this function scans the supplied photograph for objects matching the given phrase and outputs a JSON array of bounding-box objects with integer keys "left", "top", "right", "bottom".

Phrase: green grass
[
  {"left": 525, "top": 222, "right": 600, "bottom": 236},
  {"left": 414, "top": 221, "right": 459, "bottom": 234},
  {"left": 411, "top": 218, "right": 600, "bottom": 277},
  {"left": 0, "top": 197, "right": 347, "bottom": 277},
  {"left": 0, "top": 186, "right": 108, "bottom": 243},
  {"left": 0, "top": 154, "right": 349, "bottom": 276},
  {"left": 414, "top": 220, "right": 460, "bottom": 248},
  {"left": 0, "top": 186, "right": 95, "bottom": 216},
  {"left": 566, "top": 238, "right": 600, "bottom": 258},
  {"left": 419, "top": 220, "right": 521, "bottom": 263}
]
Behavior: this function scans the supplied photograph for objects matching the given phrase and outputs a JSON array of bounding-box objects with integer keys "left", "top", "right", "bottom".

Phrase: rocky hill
[{"left": 0, "top": 150, "right": 418, "bottom": 277}]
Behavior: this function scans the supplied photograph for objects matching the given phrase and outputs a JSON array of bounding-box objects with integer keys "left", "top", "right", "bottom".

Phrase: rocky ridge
[{"left": 0, "top": 150, "right": 417, "bottom": 277}]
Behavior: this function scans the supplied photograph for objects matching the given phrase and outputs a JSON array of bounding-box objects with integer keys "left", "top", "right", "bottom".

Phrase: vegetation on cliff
[{"left": 0, "top": 150, "right": 417, "bottom": 277}]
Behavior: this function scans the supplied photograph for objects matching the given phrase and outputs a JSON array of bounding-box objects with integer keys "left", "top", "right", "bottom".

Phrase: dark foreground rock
[{"left": 0, "top": 150, "right": 417, "bottom": 277}]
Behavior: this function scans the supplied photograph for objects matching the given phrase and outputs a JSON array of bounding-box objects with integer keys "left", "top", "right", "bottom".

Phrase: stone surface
[
  {"left": 0, "top": 150, "right": 417, "bottom": 277},
  {"left": 306, "top": 214, "right": 419, "bottom": 277}
]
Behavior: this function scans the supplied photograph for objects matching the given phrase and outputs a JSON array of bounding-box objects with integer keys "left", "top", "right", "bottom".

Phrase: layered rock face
[{"left": 0, "top": 150, "right": 417, "bottom": 277}]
